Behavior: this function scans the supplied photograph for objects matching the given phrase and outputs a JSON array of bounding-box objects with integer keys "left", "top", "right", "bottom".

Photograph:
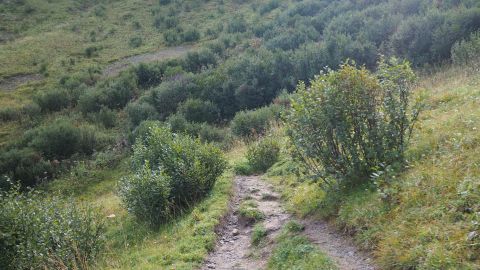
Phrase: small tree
[{"left": 285, "top": 59, "right": 419, "bottom": 186}]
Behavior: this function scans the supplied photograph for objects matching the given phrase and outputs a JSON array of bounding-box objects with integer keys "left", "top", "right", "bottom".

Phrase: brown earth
[{"left": 201, "top": 175, "right": 376, "bottom": 270}]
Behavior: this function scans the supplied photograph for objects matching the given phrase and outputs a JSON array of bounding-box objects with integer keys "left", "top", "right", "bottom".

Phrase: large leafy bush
[
  {"left": 120, "top": 126, "right": 227, "bottom": 225},
  {"left": 0, "top": 187, "right": 104, "bottom": 270},
  {"left": 246, "top": 137, "right": 281, "bottom": 173},
  {"left": 231, "top": 105, "right": 282, "bottom": 138},
  {"left": 451, "top": 30, "right": 480, "bottom": 70},
  {"left": 285, "top": 59, "right": 419, "bottom": 186}
]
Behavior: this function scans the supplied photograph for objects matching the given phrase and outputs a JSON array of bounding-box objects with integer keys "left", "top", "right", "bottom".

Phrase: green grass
[
  {"left": 267, "top": 221, "right": 337, "bottom": 270},
  {"left": 238, "top": 199, "right": 265, "bottom": 223},
  {"left": 0, "top": 0, "right": 283, "bottom": 107},
  {"left": 42, "top": 146, "right": 240, "bottom": 269},
  {"left": 266, "top": 66, "right": 480, "bottom": 269},
  {"left": 251, "top": 223, "right": 268, "bottom": 246}
]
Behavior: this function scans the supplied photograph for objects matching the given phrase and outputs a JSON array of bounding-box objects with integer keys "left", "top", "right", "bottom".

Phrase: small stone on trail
[
  {"left": 232, "top": 229, "right": 239, "bottom": 236},
  {"left": 467, "top": 231, "right": 478, "bottom": 241}
]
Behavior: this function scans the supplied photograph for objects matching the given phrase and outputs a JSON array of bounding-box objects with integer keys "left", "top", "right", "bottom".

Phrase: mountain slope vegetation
[{"left": 1, "top": 0, "right": 480, "bottom": 269}]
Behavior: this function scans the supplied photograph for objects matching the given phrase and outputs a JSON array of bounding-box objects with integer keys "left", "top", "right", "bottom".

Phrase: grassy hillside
[
  {"left": 266, "top": 66, "right": 480, "bottom": 269},
  {"left": 1, "top": 0, "right": 480, "bottom": 269}
]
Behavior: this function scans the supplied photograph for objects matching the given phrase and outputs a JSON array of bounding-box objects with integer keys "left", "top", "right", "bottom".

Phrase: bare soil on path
[
  {"left": 201, "top": 175, "right": 377, "bottom": 270},
  {"left": 0, "top": 74, "right": 43, "bottom": 92}
]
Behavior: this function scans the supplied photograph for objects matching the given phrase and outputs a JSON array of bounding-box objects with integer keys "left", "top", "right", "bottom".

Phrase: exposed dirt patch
[
  {"left": 202, "top": 175, "right": 377, "bottom": 270},
  {"left": 0, "top": 73, "right": 43, "bottom": 91},
  {"left": 301, "top": 219, "right": 376, "bottom": 270},
  {"left": 202, "top": 176, "right": 290, "bottom": 270},
  {"left": 103, "top": 46, "right": 194, "bottom": 77}
]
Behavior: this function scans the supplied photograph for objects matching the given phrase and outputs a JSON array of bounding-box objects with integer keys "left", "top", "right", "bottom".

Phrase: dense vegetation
[{"left": 1, "top": 0, "right": 480, "bottom": 268}]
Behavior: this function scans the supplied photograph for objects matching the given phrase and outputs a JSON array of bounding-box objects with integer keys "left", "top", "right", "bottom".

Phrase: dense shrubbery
[
  {"left": 0, "top": 148, "right": 52, "bottom": 188},
  {"left": 246, "top": 137, "right": 280, "bottom": 173},
  {"left": 25, "top": 119, "right": 99, "bottom": 159},
  {"left": 452, "top": 30, "right": 480, "bottom": 70},
  {"left": 120, "top": 126, "right": 227, "bottom": 225},
  {"left": 231, "top": 105, "right": 281, "bottom": 138},
  {"left": 0, "top": 188, "right": 104, "bottom": 270},
  {"left": 178, "top": 98, "right": 219, "bottom": 123},
  {"left": 286, "top": 59, "right": 419, "bottom": 186},
  {"left": 33, "top": 88, "right": 71, "bottom": 112}
]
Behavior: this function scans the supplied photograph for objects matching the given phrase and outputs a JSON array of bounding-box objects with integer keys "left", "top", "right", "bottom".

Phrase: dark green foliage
[
  {"left": 178, "top": 98, "right": 219, "bottom": 123},
  {"left": 231, "top": 105, "right": 281, "bottom": 138},
  {"left": 118, "top": 163, "right": 171, "bottom": 226},
  {"left": 129, "top": 126, "right": 227, "bottom": 214},
  {"left": 0, "top": 107, "right": 20, "bottom": 122},
  {"left": 34, "top": 88, "right": 71, "bottom": 112},
  {"left": 147, "top": 74, "right": 196, "bottom": 119},
  {"left": 93, "top": 106, "right": 116, "bottom": 128},
  {"left": 134, "top": 62, "right": 165, "bottom": 88},
  {"left": 182, "top": 28, "right": 200, "bottom": 43},
  {"left": 452, "top": 30, "right": 480, "bottom": 69},
  {"left": 259, "top": 0, "right": 279, "bottom": 15},
  {"left": 126, "top": 100, "right": 159, "bottom": 127},
  {"left": 129, "top": 36, "right": 143, "bottom": 48},
  {"left": 0, "top": 148, "right": 52, "bottom": 188},
  {"left": 26, "top": 119, "right": 98, "bottom": 159},
  {"left": 164, "top": 29, "right": 180, "bottom": 45},
  {"left": 246, "top": 137, "right": 280, "bottom": 173},
  {"left": 0, "top": 188, "right": 104, "bottom": 270},
  {"left": 184, "top": 49, "right": 217, "bottom": 72},
  {"left": 227, "top": 16, "right": 247, "bottom": 33},
  {"left": 78, "top": 72, "right": 138, "bottom": 113},
  {"left": 286, "top": 59, "right": 419, "bottom": 186}
]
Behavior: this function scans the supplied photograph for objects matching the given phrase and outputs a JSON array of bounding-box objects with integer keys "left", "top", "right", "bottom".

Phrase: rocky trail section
[{"left": 201, "top": 175, "right": 377, "bottom": 270}]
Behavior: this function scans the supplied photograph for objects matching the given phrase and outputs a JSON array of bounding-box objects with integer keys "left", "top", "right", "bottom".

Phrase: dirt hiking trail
[
  {"left": 103, "top": 45, "right": 193, "bottom": 77},
  {"left": 202, "top": 175, "right": 376, "bottom": 270}
]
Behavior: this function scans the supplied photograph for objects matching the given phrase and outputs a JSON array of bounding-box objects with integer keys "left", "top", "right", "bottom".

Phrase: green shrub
[
  {"left": 234, "top": 161, "right": 254, "bottom": 176},
  {"left": 0, "top": 188, "right": 104, "bottom": 269},
  {"left": 129, "top": 36, "right": 143, "bottom": 48},
  {"left": 285, "top": 59, "right": 418, "bottom": 186},
  {"left": 252, "top": 224, "right": 268, "bottom": 246},
  {"left": 178, "top": 98, "right": 219, "bottom": 123},
  {"left": 227, "top": 16, "right": 247, "bottom": 33},
  {"left": 164, "top": 30, "right": 180, "bottom": 46},
  {"left": 0, "top": 107, "right": 20, "bottom": 122},
  {"left": 34, "top": 88, "right": 71, "bottom": 112},
  {"left": 126, "top": 101, "right": 159, "bottom": 127},
  {"left": 129, "top": 120, "right": 163, "bottom": 144},
  {"left": 231, "top": 105, "right": 281, "bottom": 138},
  {"left": 238, "top": 200, "right": 264, "bottom": 223},
  {"left": 182, "top": 28, "right": 201, "bottom": 43},
  {"left": 0, "top": 148, "right": 53, "bottom": 188},
  {"left": 246, "top": 137, "right": 281, "bottom": 173},
  {"left": 91, "top": 106, "right": 116, "bottom": 128},
  {"left": 78, "top": 72, "right": 137, "bottom": 113},
  {"left": 118, "top": 163, "right": 171, "bottom": 226},
  {"left": 452, "top": 31, "right": 480, "bottom": 70},
  {"left": 127, "top": 126, "right": 227, "bottom": 221},
  {"left": 26, "top": 120, "right": 98, "bottom": 159}
]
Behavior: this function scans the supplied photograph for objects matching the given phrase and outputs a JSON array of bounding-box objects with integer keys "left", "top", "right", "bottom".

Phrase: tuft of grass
[
  {"left": 239, "top": 199, "right": 265, "bottom": 223},
  {"left": 267, "top": 222, "right": 337, "bottom": 270},
  {"left": 251, "top": 224, "right": 268, "bottom": 246}
]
